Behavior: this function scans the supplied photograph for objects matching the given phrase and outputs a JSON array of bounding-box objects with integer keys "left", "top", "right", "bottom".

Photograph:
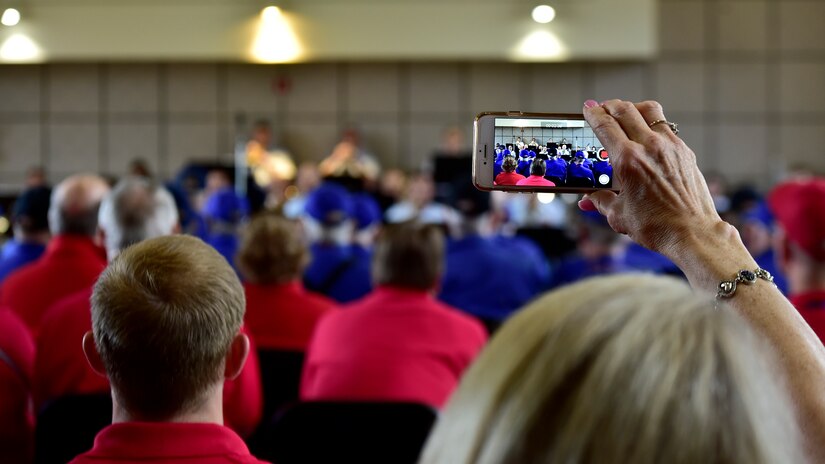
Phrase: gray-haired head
[{"left": 97, "top": 177, "right": 179, "bottom": 260}]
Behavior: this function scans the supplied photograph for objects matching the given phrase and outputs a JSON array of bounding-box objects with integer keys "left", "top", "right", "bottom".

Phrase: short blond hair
[
  {"left": 91, "top": 235, "right": 245, "bottom": 419},
  {"left": 236, "top": 213, "right": 309, "bottom": 285},
  {"left": 420, "top": 274, "right": 802, "bottom": 464}
]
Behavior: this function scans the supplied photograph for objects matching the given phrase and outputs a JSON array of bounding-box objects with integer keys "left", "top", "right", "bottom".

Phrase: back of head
[
  {"left": 237, "top": 214, "right": 308, "bottom": 285},
  {"left": 421, "top": 274, "right": 801, "bottom": 464},
  {"left": 530, "top": 158, "right": 546, "bottom": 177},
  {"left": 13, "top": 186, "right": 51, "bottom": 237},
  {"left": 98, "top": 177, "right": 179, "bottom": 259},
  {"left": 90, "top": 235, "right": 245, "bottom": 420},
  {"left": 48, "top": 174, "right": 110, "bottom": 237},
  {"left": 501, "top": 156, "right": 517, "bottom": 173},
  {"left": 372, "top": 222, "right": 444, "bottom": 291}
]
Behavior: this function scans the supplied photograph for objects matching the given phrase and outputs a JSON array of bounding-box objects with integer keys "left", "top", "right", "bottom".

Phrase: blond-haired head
[
  {"left": 421, "top": 274, "right": 802, "bottom": 464},
  {"left": 237, "top": 213, "right": 309, "bottom": 285},
  {"left": 91, "top": 235, "right": 245, "bottom": 420}
]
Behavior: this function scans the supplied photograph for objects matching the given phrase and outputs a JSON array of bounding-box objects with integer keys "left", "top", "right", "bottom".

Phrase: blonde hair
[
  {"left": 91, "top": 235, "right": 245, "bottom": 420},
  {"left": 236, "top": 213, "right": 309, "bottom": 285},
  {"left": 420, "top": 274, "right": 803, "bottom": 464}
]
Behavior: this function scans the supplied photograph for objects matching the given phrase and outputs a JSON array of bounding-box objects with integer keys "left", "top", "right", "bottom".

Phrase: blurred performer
[
  {"left": 528, "top": 137, "right": 539, "bottom": 150},
  {"left": 283, "top": 162, "right": 323, "bottom": 219},
  {"left": 516, "top": 159, "right": 556, "bottom": 187},
  {"left": 567, "top": 152, "right": 596, "bottom": 187},
  {"left": 318, "top": 127, "right": 381, "bottom": 189},
  {"left": 494, "top": 156, "right": 525, "bottom": 186},
  {"left": 246, "top": 120, "right": 296, "bottom": 206},
  {"left": 515, "top": 137, "right": 525, "bottom": 151},
  {"left": 545, "top": 151, "right": 568, "bottom": 186}
]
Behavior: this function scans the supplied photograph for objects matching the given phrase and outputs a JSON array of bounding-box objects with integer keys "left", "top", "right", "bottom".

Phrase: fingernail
[
  {"left": 578, "top": 197, "right": 597, "bottom": 212},
  {"left": 584, "top": 99, "right": 598, "bottom": 109}
]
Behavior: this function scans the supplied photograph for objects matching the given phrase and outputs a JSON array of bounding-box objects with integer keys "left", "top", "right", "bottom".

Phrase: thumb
[
  {"left": 581, "top": 190, "right": 628, "bottom": 235},
  {"left": 580, "top": 190, "right": 619, "bottom": 217}
]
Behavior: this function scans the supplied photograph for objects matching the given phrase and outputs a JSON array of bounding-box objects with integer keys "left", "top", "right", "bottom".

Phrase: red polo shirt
[
  {"left": 69, "top": 422, "right": 269, "bottom": 463},
  {"left": 494, "top": 172, "right": 526, "bottom": 186},
  {"left": 35, "top": 287, "right": 263, "bottom": 438},
  {"left": 516, "top": 175, "right": 556, "bottom": 187},
  {"left": 301, "top": 286, "right": 487, "bottom": 408},
  {"left": 791, "top": 291, "right": 825, "bottom": 344},
  {"left": 0, "top": 235, "right": 106, "bottom": 336},
  {"left": 0, "top": 309, "right": 35, "bottom": 463},
  {"left": 244, "top": 281, "right": 338, "bottom": 351}
]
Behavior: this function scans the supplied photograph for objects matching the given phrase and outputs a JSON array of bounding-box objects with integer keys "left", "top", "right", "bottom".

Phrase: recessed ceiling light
[{"left": 531, "top": 5, "right": 556, "bottom": 24}]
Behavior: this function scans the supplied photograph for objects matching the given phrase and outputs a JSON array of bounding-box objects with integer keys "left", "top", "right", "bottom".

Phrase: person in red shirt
[
  {"left": 494, "top": 156, "right": 525, "bottom": 186},
  {"left": 768, "top": 178, "right": 825, "bottom": 343},
  {"left": 0, "top": 308, "right": 35, "bottom": 464},
  {"left": 516, "top": 159, "right": 556, "bottom": 187},
  {"left": 301, "top": 222, "right": 488, "bottom": 409},
  {"left": 70, "top": 235, "right": 267, "bottom": 463},
  {"left": 238, "top": 214, "right": 338, "bottom": 351},
  {"left": 36, "top": 178, "right": 263, "bottom": 439},
  {"left": 1, "top": 175, "right": 110, "bottom": 336}
]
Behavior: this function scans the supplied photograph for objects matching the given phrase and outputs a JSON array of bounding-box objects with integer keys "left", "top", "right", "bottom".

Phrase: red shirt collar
[
  {"left": 45, "top": 235, "right": 107, "bottom": 263},
  {"left": 370, "top": 285, "right": 434, "bottom": 301},
  {"left": 83, "top": 422, "right": 255, "bottom": 460},
  {"left": 791, "top": 291, "right": 825, "bottom": 312}
]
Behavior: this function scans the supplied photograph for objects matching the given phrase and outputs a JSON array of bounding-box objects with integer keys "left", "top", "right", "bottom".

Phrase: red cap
[{"left": 768, "top": 178, "right": 825, "bottom": 260}]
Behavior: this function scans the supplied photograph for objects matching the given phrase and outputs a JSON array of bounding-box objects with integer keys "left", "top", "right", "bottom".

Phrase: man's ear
[
  {"left": 224, "top": 332, "right": 250, "bottom": 381},
  {"left": 82, "top": 331, "right": 107, "bottom": 377}
]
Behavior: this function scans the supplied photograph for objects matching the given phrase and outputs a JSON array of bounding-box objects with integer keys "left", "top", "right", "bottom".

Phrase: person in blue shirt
[
  {"left": 739, "top": 201, "right": 789, "bottom": 294},
  {"left": 516, "top": 149, "right": 532, "bottom": 177},
  {"left": 201, "top": 186, "right": 249, "bottom": 273},
  {"left": 0, "top": 186, "right": 51, "bottom": 283},
  {"left": 302, "top": 182, "right": 372, "bottom": 303},
  {"left": 545, "top": 152, "right": 568, "bottom": 186},
  {"left": 493, "top": 145, "right": 505, "bottom": 179},
  {"left": 438, "top": 192, "right": 551, "bottom": 324},
  {"left": 567, "top": 152, "right": 596, "bottom": 187},
  {"left": 550, "top": 210, "right": 632, "bottom": 289},
  {"left": 350, "top": 192, "right": 382, "bottom": 260}
]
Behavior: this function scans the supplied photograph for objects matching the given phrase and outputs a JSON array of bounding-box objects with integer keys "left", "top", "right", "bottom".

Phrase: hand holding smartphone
[{"left": 473, "top": 112, "right": 618, "bottom": 193}]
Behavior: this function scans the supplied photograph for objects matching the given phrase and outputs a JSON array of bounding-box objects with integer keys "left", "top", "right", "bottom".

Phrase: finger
[
  {"left": 585, "top": 190, "right": 628, "bottom": 235},
  {"left": 578, "top": 196, "right": 598, "bottom": 212},
  {"left": 635, "top": 100, "right": 679, "bottom": 140},
  {"left": 583, "top": 100, "right": 630, "bottom": 155},
  {"left": 601, "top": 99, "right": 655, "bottom": 142}
]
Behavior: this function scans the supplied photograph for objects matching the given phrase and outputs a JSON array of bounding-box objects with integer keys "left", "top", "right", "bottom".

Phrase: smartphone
[{"left": 473, "top": 112, "right": 618, "bottom": 193}]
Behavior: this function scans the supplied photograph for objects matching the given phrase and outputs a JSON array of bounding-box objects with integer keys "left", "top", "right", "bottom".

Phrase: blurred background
[{"left": 0, "top": 0, "right": 820, "bottom": 187}]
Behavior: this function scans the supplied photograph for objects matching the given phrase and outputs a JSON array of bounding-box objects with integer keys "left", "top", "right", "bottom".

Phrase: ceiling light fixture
[
  {"left": 1, "top": 8, "right": 21, "bottom": 26},
  {"left": 531, "top": 5, "right": 556, "bottom": 24}
]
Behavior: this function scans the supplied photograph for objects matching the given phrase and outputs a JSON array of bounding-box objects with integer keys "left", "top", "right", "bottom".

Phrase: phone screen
[{"left": 490, "top": 116, "right": 613, "bottom": 190}]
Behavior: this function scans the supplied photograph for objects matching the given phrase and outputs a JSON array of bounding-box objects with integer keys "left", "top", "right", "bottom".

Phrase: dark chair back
[
  {"left": 257, "top": 349, "right": 305, "bottom": 420},
  {"left": 258, "top": 401, "right": 438, "bottom": 464},
  {"left": 35, "top": 393, "right": 112, "bottom": 464}
]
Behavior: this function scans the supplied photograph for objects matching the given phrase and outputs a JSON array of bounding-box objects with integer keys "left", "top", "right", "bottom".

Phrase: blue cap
[
  {"left": 351, "top": 193, "right": 382, "bottom": 230},
  {"left": 519, "top": 149, "right": 530, "bottom": 157},
  {"left": 13, "top": 186, "right": 51, "bottom": 231},
  {"left": 304, "top": 182, "right": 353, "bottom": 226},
  {"left": 742, "top": 202, "right": 774, "bottom": 229},
  {"left": 202, "top": 187, "right": 249, "bottom": 224},
  {"left": 575, "top": 150, "right": 585, "bottom": 158}
]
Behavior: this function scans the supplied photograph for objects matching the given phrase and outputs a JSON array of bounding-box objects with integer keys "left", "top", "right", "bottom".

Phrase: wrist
[{"left": 666, "top": 220, "right": 758, "bottom": 292}]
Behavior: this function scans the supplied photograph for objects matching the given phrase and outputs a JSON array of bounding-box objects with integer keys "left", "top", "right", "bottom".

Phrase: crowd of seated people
[
  {"left": 1, "top": 99, "right": 825, "bottom": 463},
  {"left": 493, "top": 142, "right": 612, "bottom": 188}
]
